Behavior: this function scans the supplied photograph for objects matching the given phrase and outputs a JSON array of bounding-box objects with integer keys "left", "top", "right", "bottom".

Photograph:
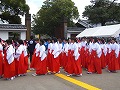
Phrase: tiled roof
[
  {"left": 77, "top": 19, "right": 93, "bottom": 28},
  {"left": 0, "top": 24, "right": 27, "bottom": 29},
  {"left": 67, "top": 27, "right": 85, "bottom": 32}
]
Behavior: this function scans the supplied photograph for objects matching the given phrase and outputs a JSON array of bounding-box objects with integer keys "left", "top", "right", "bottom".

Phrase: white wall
[
  {"left": 67, "top": 33, "right": 71, "bottom": 39},
  {"left": 0, "top": 31, "right": 8, "bottom": 40},
  {"left": 0, "top": 31, "right": 26, "bottom": 40},
  {"left": 21, "top": 31, "right": 26, "bottom": 40}
]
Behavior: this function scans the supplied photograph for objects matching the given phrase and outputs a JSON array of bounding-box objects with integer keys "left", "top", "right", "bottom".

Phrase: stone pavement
[{"left": 0, "top": 68, "right": 120, "bottom": 90}]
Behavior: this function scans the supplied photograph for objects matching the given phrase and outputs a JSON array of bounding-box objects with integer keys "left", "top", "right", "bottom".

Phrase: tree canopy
[
  {"left": 0, "top": 0, "right": 29, "bottom": 24},
  {"left": 32, "top": 0, "right": 79, "bottom": 36},
  {"left": 82, "top": 0, "right": 120, "bottom": 26}
]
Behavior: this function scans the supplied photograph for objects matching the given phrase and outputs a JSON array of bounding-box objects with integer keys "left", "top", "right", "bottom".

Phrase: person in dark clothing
[
  {"left": 27, "top": 36, "right": 36, "bottom": 62},
  {"left": 44, "top": 39, "right": 49, "bottom": 51}
]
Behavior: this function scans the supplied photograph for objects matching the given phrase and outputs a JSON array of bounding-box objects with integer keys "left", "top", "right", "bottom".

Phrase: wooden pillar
[
  {"left": 55, "top": 18, "right": 67, "bottom": 39},
  {"left": 63, "top": 18, "right": 67, "bottom": 39},
  {"left": 25, "top": 14, "right": 31, "bottom": 40}
]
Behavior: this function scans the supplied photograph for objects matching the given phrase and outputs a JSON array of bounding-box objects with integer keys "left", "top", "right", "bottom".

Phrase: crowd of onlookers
[{"left": 0, "top": 36, "right": 120, "bottom": 80}]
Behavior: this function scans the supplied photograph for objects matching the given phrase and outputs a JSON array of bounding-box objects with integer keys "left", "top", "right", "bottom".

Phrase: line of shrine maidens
[{"left": 0, "top": 37, "right": 120, "bottom": 80}]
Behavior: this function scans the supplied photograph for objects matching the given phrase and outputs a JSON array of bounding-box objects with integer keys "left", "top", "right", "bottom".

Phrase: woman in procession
[
  {"left": 32, "top": 39, "right": 48, "bottom": 76},
  {"left": 62, "top": 39, "right": 69, "bottom": 70},
  {"left": 65, "top": 38, "right": 82, "bottom": 76},
  {"left": 50, "top": 37, "right": 60, "bottom": 74},
  {"left": 0, "top": 36, "right": 120, "bottom": 80},
  {"left": 3, "top": 40, "right": 15, "bottom": 80},
  {"left": 15, "top": 40, "right": 27, "bottom": 76},
  {"left": 64, "top": 38, "right": 73, "bottom": 76},
  {"left": 87, "top": 37, "right": 102, "bottom": 74},
  {"left": 0, "top": 39, "right": 4, "bottom": 78},
  {"left": 57, "top": 38, "right": 63, "bottom": 67},
  {"left": 30, "top": 38, "right": 40, "bottom": 70},
  {"left": 71, "top": 38, "right": 82, "bottom": 76},
  {"left": 99, "top": 38, "right": 107, "bottom": 69},
  {"left": 106, "top": 39, "right": 112, "bottom": 67},
  {"left": 23, "top": 40, "right": 29, "bottom": 72},
  {"left": 79, "top": 37, "right": 87, "bottom": 68},
  {"left": 107, "top": 38, "right": 120, "bottom": 72},
  {"left": 47, "top": 38, "right": 53, "bottom": 72}
]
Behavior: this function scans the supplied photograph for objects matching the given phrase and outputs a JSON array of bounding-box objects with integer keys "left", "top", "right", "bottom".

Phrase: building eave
[
  {"left": 67, "top": 30, "right": 82, "bottom": 33},
  {"left": 0, "top": 28, "right": 27, "bottom": 31},
  {"left": 0, "top": 24, "right": 27, "bottom": 30}
]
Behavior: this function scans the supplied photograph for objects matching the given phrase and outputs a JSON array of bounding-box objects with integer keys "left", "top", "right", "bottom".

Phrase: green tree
[
  {"left": 0, "top": 0, "right": 29, "bottom": 24},
  {"left": 32, "top": 0, "right": 79, "bottom": 36},
  {"left": 82, "top": 0, "right": 120, "bottom": 26}
]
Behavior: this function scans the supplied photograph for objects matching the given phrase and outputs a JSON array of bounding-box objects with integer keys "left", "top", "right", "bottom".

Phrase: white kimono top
[
  {"left": 39, "top": 45, "right": 47, "bottom": 61},
  {"left": 0, "top": 43, "right": 3, "bottom": 56},
  {"left": 52, "top": 42, "right": 59, "bottom": 58},
  {"left": 48, "top": 43, "right": 53, "bottom": 54},
  {"left": 23, "top": 45, "right": 28, "bottom": 57},
  {"left": 89, "top": 42, "right": 102, "bottom": 58},
  {"left": 15, "top": 44, "right": 24, "bottom": 60},
  {"left": 58, "top": 43, "right": 63, "bottom": 55},
  {"left": 111, "top": 42, "right": 119, "bottom": 58},
  {"left": 106, "top": 43, "right": 112, "bottom": 54},
  {"left": 71, "top": 42, "right": 80, "bottom": 60},
  {"left": 6, "top": 44, "right": 15, "bottom": 64},
  {"left": 100, "top": 44, "right": 107, "bottom": 56},
  {"left": 63, "top": 43, "right": 69, "bottom": 56},
  {"left": 35, "top": 43, "right": 40, "bottom": 57}
]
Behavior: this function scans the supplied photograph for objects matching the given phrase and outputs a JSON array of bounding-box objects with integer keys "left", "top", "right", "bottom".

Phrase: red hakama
[
  {"left": 15, "top": 58, "right": 19, "bottom": 76},
  {"left": 61, "top": 52, "right": 67, "bottom": 69},
  {"left": 88, "top": 50, "right": 102, "bottom": 74},
  {"left": 51, "top": 54, "right": 60, "bottom": 73},
  {"left": 24, "top": 56, "right": 28, "bottom": 71},
  {"left": 59, "top": 52, "right": 63, "bottom": 67},
  {"left": 108, "top": 50, "right": 119, "bottom": 71},
  {"left": 47, "top": 49, "right": 52, "bottom": 71},
  {"left": 0, "top": 51, "right": 3, "bottom": 76},
  {"left": 73, "top": 56, "right": 82, "bottom": 75},
  {"left": 3, "top": 50, "right": 15, "bottom": 78},
  {"left": 65, "top": 50, "right": 74, "bottom": 74},
  {"left": 30, "top": 50, "right": 39, "bottom": 69},
  {"left": 106, "top": 49, "right": 111, "bottom": 66},
  {"left": 118, "top": 51, "right": 120, "bottom": 69},
  {"left": 100, "top": 49, "right": 106, "bottom": 69},
  {"left": 36, "top": 57, "right": 47, "bottom": 75},
  {"left": 18, "top": 52, "right": 26, "bottom": 75},
  {"left": 80, "top": 47, "right": 86, "bottom": 68},
  {"left": 84, "top": 48, "right": 90, "bottom": 69}
]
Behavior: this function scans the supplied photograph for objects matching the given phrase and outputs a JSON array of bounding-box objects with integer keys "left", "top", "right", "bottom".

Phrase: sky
[{"left": 21, "top": 0, "right": 120, "bottom": 24}]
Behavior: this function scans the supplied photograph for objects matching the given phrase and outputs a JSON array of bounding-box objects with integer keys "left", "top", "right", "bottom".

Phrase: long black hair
[
  {"left": 52, "top": 37, "right": 57, "bottom": 43},
  {"left": 18, "top": 40, "right": 24, "bottom": 45},
  {"left": 40, "top": 39, "right": 44, "bottom": 45},
  {"left": 6, "top": 39, "right": 12, "bottom": 45}
]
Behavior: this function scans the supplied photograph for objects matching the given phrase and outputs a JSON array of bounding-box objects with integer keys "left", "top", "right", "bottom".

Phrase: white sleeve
[
  {"left": 103, "top": 45, "right": 107, "bottom": 56},
  {"left": 65, "top": 44, "right": 68, "bottom": 53},
  {"left": 16, "top": 47, "right": 22, "bottom": 55},
  {"left": 35, "top": 44, "right": 40, "bottom": 53},
  {"left": 73, "top": 44, "right": 78, "bottom": 56},
  {"left": 89, "top": 45, "right": 92, "bottom": 54},
  {"left": 52, "top": 44, "right": 59, "bottom": 55},
  {"left": 115, "top": 44, "right": 119, "bottom": 58},
  {"left": 6, "top": 46, "right": 14, "bottom": 64},
  {"left": 74, "top": 44, "right": 80, "bottom": 60},
  {"left": 6, "top": 47, "right": 12, "bottom": 60},
  {"left": 39, "top": 46, "right": 45, "bottom": 57},
  {"left": 96, "top": 44, "right": 102, "bottom": 58}
]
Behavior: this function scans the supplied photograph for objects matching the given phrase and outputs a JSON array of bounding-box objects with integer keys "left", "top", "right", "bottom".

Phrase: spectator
[{"left": 27, "top": 36, "right": 36, "bottom": 62}]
